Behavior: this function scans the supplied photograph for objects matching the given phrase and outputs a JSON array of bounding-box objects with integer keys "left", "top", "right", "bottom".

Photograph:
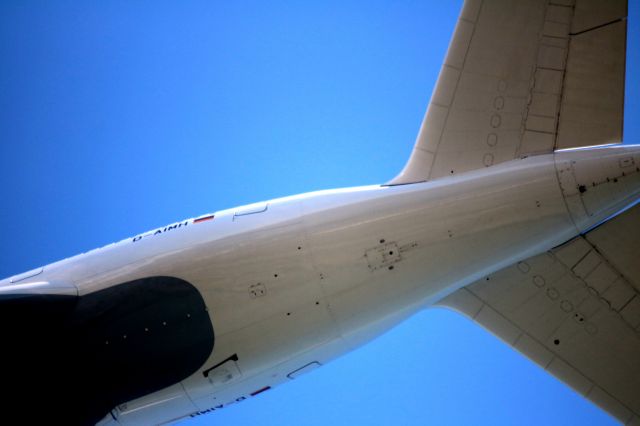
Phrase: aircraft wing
[
  {"left": 437, "top": 203, "right": 640, "bottom": 424},
  {"left": 390, "top": 0, "right": 627, "bottom": 184}
]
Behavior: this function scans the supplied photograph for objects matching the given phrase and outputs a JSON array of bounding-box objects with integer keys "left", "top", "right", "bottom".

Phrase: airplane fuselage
[{"left": 2, "top": 146, "right": 639, "bottom": 425}]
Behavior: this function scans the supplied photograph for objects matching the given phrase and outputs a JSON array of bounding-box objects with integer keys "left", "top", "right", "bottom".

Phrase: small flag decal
[
  {"left": 193, "top": 215, "right": 215, "bottom": 224},
  {"left": 250, "top": 386, "right": 271, "bottom": 397}
]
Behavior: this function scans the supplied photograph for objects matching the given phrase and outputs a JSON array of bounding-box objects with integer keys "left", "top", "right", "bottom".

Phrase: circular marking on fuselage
[
  {"left": 560, "top": 300, "right": 573, "bottom": 312},
  {"left": 517, "top": 261, "right": 531, "bottom": 273},
  {"left": 532, "top": 275, "right": 545, "bottom": 287},
  {"left": 490, "top": 114, "right": 501, "bottom": 128},
  {"left": 487, "top": 133, "right": 498, "bottom": 147}
]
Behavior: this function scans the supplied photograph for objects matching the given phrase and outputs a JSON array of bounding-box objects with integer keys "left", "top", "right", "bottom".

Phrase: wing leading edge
[{"left": 391, "top": 0, "right": 627, "bottom": 184}]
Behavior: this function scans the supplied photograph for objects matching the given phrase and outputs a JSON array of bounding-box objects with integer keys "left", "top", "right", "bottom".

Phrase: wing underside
[
  {"left": 437, "top": 204, "right": 640, "bottom": 424},
  {"left": 391, "top": 0, "right": 627, "bottom": 184}
]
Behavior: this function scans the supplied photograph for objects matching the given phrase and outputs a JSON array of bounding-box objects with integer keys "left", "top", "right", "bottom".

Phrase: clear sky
[{"left": 0, "top": 1, "right": 637, "bottom": 425}]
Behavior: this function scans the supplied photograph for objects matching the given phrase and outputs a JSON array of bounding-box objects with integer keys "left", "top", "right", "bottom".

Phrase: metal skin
[{"left": 2, "top": 145, "right": 640, "bottom": 425}]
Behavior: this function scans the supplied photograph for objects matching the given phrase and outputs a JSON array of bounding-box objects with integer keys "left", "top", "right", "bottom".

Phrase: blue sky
[{"left": 0, "top": 1, "right": 637, "bottom": 425}]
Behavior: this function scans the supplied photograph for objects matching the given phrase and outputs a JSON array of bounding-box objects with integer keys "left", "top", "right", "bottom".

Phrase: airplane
[{"left": 2, "top": 0, "right": 636, "bottom": 426}]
